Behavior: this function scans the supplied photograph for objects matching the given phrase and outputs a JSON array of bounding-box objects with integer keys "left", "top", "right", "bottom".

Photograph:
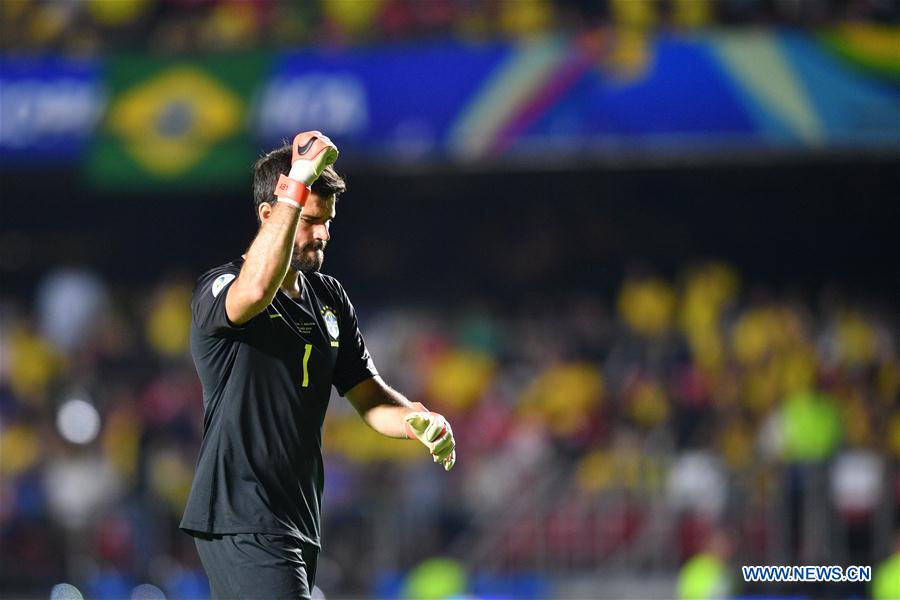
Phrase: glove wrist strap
[
  {"left": 404, "top": 402, "right": 428, "bottom": 440},
  {"left": 274, "top": 174, "right": 310, "bottom": 207}
]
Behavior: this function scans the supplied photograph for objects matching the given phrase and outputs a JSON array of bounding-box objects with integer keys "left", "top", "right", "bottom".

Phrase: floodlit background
[{"left": 1, "top": 1, "right": 899, "bottom": 599}]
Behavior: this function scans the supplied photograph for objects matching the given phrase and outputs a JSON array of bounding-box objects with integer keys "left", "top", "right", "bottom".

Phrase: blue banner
[
  {"left": 252, "top": 40, "right": 512, "bottom": 159},
  {"left": 1, "top": 28, "right": 897, "bottom": 167},
  {"left": 0, "top": 56, "right": 104, "bottom": 162},
  {"left": 255, "top": 32, "right": 899, "bottom": 162}
]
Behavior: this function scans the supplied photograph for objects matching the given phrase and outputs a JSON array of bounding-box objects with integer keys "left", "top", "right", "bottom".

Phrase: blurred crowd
[
  {"left": 1, "top": 259, "right": 898, "bottom": 598},
  {"left": 2, "top": 0, "right": 898, "bottom": 56}
]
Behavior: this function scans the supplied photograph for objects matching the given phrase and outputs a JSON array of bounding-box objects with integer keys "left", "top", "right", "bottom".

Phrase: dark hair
[{"left": 252, "top": 142, "right": 346, "bottom": 220}]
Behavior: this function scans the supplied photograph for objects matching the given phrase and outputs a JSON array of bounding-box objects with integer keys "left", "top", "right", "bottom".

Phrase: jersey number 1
[{"left": 301, "top": 343, "right": 312, "bottom": 388}]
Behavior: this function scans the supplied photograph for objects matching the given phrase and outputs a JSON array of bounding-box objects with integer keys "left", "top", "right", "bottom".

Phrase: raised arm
[
  {"left": 226, "top": 203, "right": 301, "bottom": 324},
  {"left": 225, "top": 132, "right": 338, "bottom": 325}
]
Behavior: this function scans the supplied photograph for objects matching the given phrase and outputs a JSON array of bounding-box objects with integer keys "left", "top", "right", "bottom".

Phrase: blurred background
[{"left": 1, "top": 1, "right": 899, "bottom": 599}]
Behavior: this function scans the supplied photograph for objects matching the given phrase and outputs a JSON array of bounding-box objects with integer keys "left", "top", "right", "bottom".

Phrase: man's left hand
[{"left": 404, "top": 411, "right": 456, "bottom": 471}]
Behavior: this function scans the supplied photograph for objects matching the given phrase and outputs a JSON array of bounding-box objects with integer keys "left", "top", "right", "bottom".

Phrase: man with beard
[{"left": 181, "top": 132, "right": 456, "bottom": 599}]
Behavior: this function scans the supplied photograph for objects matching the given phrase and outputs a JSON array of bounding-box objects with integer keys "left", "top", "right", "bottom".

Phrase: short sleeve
[
  {"left": 332, "top": 282, "right": 379, "bottom": 396},
  {"left": 192, "top": 265, "right": 246, "bottom": 337}
]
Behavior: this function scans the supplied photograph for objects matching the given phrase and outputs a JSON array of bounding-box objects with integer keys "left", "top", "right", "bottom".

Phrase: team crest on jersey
[
  {"left": 321, "top": 306, "right": 339, "bottom": 341},
  {"left": 211, "top": 273, "right": 236, "bottom": 297}
]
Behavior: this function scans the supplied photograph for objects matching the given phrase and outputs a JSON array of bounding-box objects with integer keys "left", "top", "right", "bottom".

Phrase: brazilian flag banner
[{"left": 88, "top": 53, "right": 266, "bottom": 190}]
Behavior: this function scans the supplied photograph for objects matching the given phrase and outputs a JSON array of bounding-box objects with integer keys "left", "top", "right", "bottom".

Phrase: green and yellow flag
[{"left": 89, "top": 53, "right": 266, "bottom": 190}]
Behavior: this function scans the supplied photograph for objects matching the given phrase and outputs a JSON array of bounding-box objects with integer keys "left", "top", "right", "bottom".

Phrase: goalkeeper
[{"left": 180, "top": 132, "right": 456, "bottom": 599}]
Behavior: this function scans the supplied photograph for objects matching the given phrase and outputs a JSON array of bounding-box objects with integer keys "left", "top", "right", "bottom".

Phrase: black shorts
[{"left": 193, "top": 532, "right": 319, "bottom": 599}]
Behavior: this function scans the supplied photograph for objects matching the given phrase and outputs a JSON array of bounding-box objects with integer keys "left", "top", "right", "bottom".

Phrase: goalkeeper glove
[
  {"left": 404, "top": 409, "right": 457, "bottom": 471},
  {"left": 274, "top": 131, "right": 339, "bottom": 207}
]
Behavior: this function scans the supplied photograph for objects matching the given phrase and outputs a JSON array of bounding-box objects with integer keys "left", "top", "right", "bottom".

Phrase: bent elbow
[
  {"left": 226, "top": 280, "right": 273, "bottom": 324},
  {"left": 244, "top": 283, "right": 270, "bottom": 307}
]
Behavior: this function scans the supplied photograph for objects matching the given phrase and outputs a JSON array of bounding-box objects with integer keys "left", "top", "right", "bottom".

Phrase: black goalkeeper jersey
[{"left": 180, "top": 258, "right": 378, "bottom": 547}]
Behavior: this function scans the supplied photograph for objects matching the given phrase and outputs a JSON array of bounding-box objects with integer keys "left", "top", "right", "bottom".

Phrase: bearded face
[{"left": 291, "top": 239, "right": 326, "bottom": 273}]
